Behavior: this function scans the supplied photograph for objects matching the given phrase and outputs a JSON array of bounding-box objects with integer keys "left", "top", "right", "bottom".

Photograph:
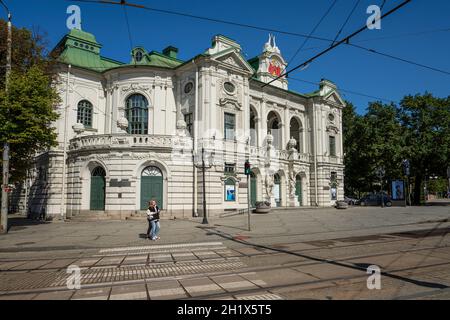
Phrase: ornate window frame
[{"left": 77, "top": 100, "right": 93, "bottom": 128}]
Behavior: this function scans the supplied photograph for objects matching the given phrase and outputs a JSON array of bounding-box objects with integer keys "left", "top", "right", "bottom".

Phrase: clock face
[{"left": 268, "top": 57, "right": 281, "bottom": 77}]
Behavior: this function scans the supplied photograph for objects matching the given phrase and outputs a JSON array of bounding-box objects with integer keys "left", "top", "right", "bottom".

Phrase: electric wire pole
[{"left": 1, "top": 0, "right": 11, "bottom": 233}]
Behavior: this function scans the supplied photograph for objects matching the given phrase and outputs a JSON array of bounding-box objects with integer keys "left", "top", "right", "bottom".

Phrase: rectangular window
[
  {"left": 184, "top": 113, "right": 193, "bottom": 136},
  {"left": 331, "top": 172, "right": 337, "bottom": 182},
  {"left": 224, "top": 163, "right": 235, "bottom": 174},
  {"left": 329, "top": 136, "right": 336, "bottom": 156},
  {"left": 224, "top": 113, "right": 235, "bottom": 141}
]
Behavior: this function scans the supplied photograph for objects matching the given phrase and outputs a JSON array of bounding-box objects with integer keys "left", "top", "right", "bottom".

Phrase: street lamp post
[
  {"left": 194, "top": 146, "right": 214, "bottom": 225},
  {"left": 1, "top": 0, "right": 12, "bottom": 234},
  {"left": 201, "top": 147, "right": 207, "bottom": 224}
]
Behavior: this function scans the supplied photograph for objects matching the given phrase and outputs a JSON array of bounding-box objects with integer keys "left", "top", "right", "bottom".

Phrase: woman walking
[{"left": 147, "top": 200, "right": 161, "bottom": 241}]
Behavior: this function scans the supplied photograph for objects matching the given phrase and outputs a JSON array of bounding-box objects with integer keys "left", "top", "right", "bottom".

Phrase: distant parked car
[
  {"left": 344, "top": 196, "right": 359, "bottom": 205},
  {"left": 359, "top": 193, "right": 392, "bottom": 207}
]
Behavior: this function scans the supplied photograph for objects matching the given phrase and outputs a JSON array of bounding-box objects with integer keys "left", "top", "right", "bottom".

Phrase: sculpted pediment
[
  {"left": 213, "top": 51, "right": 255, "bottom": 74},
  {"left": 324, "top": 91, "right": 345, "bottom": 108}
]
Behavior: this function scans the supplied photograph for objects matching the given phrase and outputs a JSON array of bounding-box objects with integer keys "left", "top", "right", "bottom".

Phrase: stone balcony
[
  {"left": 68, "top": 133, "right": 313, "bottom": 164},
  {"left": 68, "top": 134, "right": 191, "bottom": 152}
]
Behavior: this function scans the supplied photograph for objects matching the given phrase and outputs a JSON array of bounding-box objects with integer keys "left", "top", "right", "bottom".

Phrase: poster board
[{"left": 391, "top": 180, "right": 405, "bottom": 200}]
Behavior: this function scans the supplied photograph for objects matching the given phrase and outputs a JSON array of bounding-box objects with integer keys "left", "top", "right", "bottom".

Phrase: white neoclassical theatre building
[{"left": 15, "top": 29, "right": 346, "bottom": 220}]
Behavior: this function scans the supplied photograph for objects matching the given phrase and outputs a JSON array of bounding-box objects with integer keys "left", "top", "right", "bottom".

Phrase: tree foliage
[
  {"left": 0, "top": 19, "right": 56, "bottom": 90},
  {"left": 0, "top": 66, "right": 60, "bottom": 182},
  {"left": 343, "top": 93, "right": 450, "bottom": 204},
  {"left": 0, "top": 19, "right": 60, "bottom": 183}
]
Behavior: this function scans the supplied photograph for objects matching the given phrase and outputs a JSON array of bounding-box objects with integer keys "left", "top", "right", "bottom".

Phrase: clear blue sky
[{"left": 5, "top": 0, "right": 450, "bottom": 114}]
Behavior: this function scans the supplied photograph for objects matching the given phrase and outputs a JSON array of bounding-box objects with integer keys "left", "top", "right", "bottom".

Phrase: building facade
[{"left": 14, "top": 29, "right": 346, "bottom": 220}]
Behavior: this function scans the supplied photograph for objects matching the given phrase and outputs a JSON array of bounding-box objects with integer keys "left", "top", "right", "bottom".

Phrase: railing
[
  {"left": 69, "top": 134, "right": 191, "bottom": 151},
  {"left": 69, "top": 134, "right": 313, "bottom": 164}
]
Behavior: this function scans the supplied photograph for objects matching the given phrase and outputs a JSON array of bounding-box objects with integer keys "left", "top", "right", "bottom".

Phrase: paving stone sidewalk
[{"left": 0, "top": 204, "right": 449, "bottom": 258}]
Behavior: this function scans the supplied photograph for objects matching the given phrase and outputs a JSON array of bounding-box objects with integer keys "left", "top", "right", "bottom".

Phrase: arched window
[
  {"left": 77, "top": 100, "right": 93, "bottom": 127},
  {"left": 142, "top": 166, "right": 162, "bottom": 177},
  {"left": 126, "top": 94, "right": 149, "bottom": 134},
  {"left": 92, "top": 166, "right": 106, "bottom": 177},
  {"left": 250, "top": 107, "right": 257, "bottom": 146},
  {"left": 290, "top": 117, "right": 302, "bottom": 152},
  {"left": 267, "top": 111, "right": 281, "bottom": 149}
]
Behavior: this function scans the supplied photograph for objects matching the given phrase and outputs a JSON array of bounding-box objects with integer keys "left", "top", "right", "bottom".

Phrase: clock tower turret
[{"left": 256, "top": 34, "right": 288, "bottom": 90}]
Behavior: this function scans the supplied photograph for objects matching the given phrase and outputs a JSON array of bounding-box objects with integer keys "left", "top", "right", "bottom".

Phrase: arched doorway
[
  {"left": 267, "top": 111, "right": 281, "bottom": 149},
  {"left": 274, "top": 173, "right": 281, "bottom": 207},
  {"left": 141, "top": 166, "right": 163, "bottom": 210},
  {"left": 250, "top": 172, "right": 257, "bottom": 207},
  {"left": 295, "top": 175, "right": 302, "bottom": 206},
  {"left": 90, "top": 167, "right": 106, "bottom": 211},
  {"left": 290, "top": 117, "right": 302, "bottom": 152}
]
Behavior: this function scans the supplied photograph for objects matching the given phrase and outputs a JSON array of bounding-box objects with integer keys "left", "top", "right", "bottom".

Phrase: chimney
[{"left": 162, "top": 46, "right": 178, "bottom": 59}]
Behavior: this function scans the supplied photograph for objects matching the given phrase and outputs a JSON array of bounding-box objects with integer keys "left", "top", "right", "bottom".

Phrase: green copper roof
[
  {"left": 67, "top": 29, "right": 98, "bottom": 45},
  {"left": 54, "top": 29, "right": 123, "bottom": 72},
  {"left": 147, "top": 51, "right": 183, "bottom": 68},
  {"left": 58, "top": 48, "right": 123, "bottom": 72},
  {"left": 247, "top": 56, "right": 259, "bottom": 72},
  {"left": 53, "top": 30, "right": 323, "bottom": 99}
]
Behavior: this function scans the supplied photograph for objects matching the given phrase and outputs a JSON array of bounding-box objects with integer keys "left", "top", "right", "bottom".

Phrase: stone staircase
[{"left": 67, "top": 211, "right": 125, "bottom": 222}]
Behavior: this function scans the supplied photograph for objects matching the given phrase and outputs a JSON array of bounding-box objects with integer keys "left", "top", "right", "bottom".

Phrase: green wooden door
[
  {"left": 90, "top": 167, "right": 106, "bottom": 211},
  {"left": 250, "top": 173, "right": 257, "bottom": 207},
  {"left": 296, "top": 176, "right": 302, "bottom": 206},
  {"left": 274, "top": 174, "right": 281, "bottom": 207},
  {"left": 141, "top": 177, "right": 163, "bottom": 210},
  {"left": 140, "top": 166, "right": 164, "bottom": 210}
]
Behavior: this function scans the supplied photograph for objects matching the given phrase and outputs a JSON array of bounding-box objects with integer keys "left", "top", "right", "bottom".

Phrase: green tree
[
  {"left": 343, "top": 101, "right": 404, "bottom": 197},
  {"left": 343, "top": 101, "right": 371, "bottom": 197},
  {"left": 398, "top": 93, "right": 450, "bottom": 204},
  {"left": 0, "top": 66, "right": 60, "bottom": 183},
  {"left": 0, "top": 19, "right": 54, "bottom": 89},
  {"left": 363, "top": 102, "right": 404, "bottom": 185}
]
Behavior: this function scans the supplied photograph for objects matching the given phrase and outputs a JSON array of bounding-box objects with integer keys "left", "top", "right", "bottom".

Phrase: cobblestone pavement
[{"left": 1, "top": 204, "right": 450, "bottom": 300}]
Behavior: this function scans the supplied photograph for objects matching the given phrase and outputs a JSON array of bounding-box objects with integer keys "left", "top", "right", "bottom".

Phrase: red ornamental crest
[{"left": 268, "top": 59, "right": 281, "bottom": 77}]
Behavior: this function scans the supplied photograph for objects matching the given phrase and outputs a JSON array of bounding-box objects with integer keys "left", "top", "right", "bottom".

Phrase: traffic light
[
  {"left": 244, "top": 160, "right": 251, "bottom": 176},
  {"left": 402, "top": 159, "right": 410, "bottom": 176}
]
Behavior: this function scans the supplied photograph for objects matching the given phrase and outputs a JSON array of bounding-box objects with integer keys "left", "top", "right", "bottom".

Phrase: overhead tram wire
[
  {"left": 69, "top": 1, "right": 449, "bottom": 78},
  {"left": 122, "top": 2, "right": 134, "bottom": 65},
  {"left": 289, "top": 77, "right": 399, "bottom": 104},
  {"left": 330, "top": 0, "right": 361, "bottom": 46},
  {"left": 70, "top": 0, "right": 335, "bottom": 43},
  {"left": 347, "top": 43, "right": 450, "bottom": 76},
  {"left": 286, "top": 0, "right": 338, "bottom": 68},
  {"left": 263, "top": 0, "right": 412, "bottom": 87}
]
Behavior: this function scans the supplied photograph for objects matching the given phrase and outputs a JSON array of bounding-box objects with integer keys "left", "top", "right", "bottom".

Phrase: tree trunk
[{"left": 413, "top": 175, "right": 422, "bottom": 205}]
